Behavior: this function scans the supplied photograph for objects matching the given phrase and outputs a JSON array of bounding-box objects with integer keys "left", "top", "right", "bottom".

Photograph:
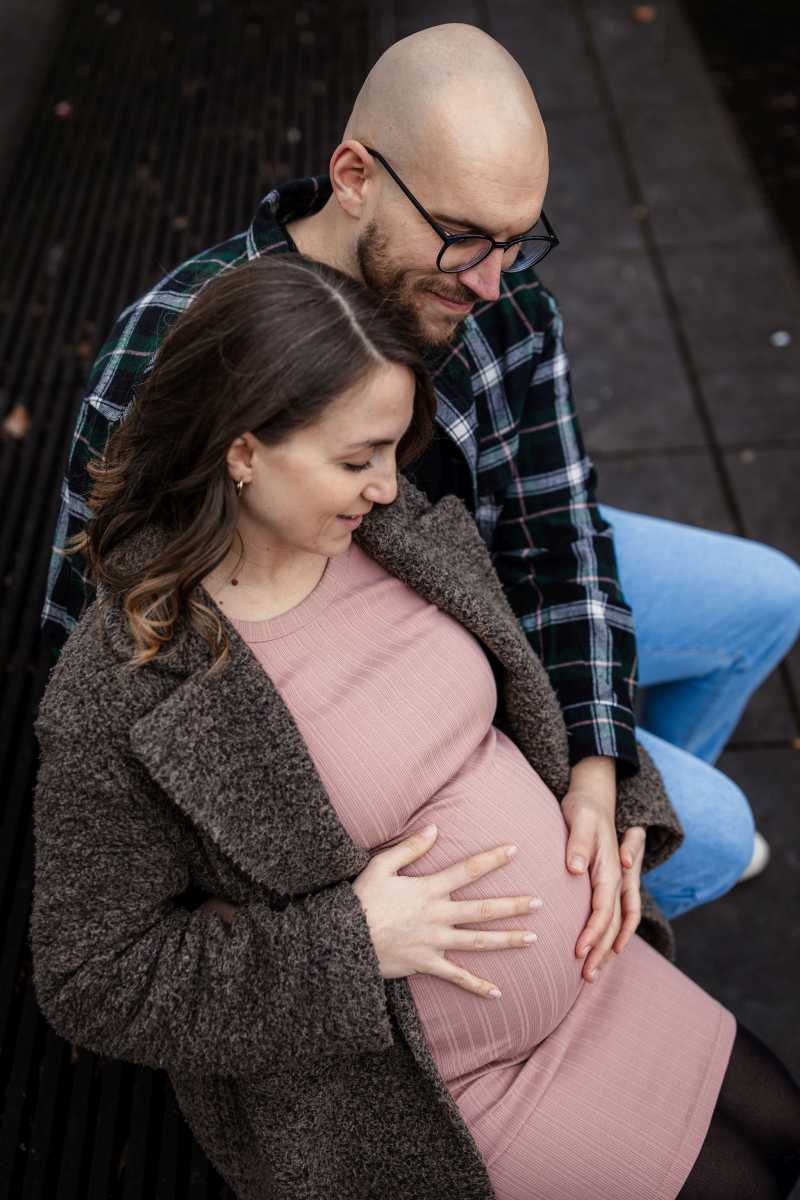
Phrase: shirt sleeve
[
  {"left": 491, "top": 283, "right": 641, "bottom": 781},
  {"left": 40, "top": 290, "right": 194, "bottom": 661}
]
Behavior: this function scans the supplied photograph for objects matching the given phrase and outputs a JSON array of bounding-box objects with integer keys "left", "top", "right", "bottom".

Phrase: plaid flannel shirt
[{"left": 41, "top": 174, "right": 641, "bottom": 779}]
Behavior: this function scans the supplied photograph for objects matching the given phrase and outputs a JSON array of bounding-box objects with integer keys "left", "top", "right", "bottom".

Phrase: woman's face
[{"left": 228, "top": 360, "right": 417, "bottom": 562}]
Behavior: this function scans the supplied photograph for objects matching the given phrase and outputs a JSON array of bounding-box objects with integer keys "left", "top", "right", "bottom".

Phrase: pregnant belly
[{"left": 388, "top": 729, "right": 593, "bottom": 1082}]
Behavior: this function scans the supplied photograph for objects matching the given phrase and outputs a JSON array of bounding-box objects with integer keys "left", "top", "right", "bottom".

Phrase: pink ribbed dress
[{"left": 228, "top": 539, "right": 737, "bottom": 1200}]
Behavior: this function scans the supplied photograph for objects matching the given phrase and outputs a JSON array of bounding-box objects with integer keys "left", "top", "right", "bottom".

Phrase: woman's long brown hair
[{"left": 64, "top": 255, "right": 437, "bottom": 675}]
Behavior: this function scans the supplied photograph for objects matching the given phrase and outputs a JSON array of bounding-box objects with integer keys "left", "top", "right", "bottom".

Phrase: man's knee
[
  {"left": 639, "top": 730, "right": 757, "bottom": 915},
  {"left": 757, "top": 546, "right": 800, "bottom": 642},
  {"left": 689, "top": 772, "right": 756, "bottom": 904}
]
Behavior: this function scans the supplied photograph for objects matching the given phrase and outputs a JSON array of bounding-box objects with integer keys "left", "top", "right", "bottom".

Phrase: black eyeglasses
[{"left": 364, "top": 146, "right": 558, "bottom": 275}]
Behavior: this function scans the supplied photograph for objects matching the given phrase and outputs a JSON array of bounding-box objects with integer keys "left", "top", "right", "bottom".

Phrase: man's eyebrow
[
  {"left": 430, "top": 210, "right": 543, "bottom": 239},
  {"left": 430, "top": 211, "right": 489, "bottom": 234}
]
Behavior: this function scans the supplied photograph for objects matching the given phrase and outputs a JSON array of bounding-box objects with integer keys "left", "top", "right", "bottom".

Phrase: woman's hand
[
  {"left": 352, "top": 825, "right": 543, "bottom": 1000},
  {"left": 561, "top": 757, "right": 646, "bottom": 982}
]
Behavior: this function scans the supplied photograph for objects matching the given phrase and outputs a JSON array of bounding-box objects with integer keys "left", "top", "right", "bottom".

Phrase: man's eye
[{"left": 344, "top": 462, "right": 371, "bottom": 473}]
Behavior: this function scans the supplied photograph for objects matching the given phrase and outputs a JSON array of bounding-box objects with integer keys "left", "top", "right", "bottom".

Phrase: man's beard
[{"left": 355, "top": 220, "right": 474, "bottom": 350}]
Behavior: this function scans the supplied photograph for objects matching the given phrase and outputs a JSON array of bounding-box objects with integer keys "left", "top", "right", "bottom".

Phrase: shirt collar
[{"left": 247, "top": 174, "right": 332, "bottom": 258}]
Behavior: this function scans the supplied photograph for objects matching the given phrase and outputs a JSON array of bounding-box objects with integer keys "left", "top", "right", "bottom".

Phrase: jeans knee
[
  {"left": 755, "top": 547, "right": 800, "bottom": 642},
  {"left": 698, "top": 779, "right": 756, "bottom": 902}
]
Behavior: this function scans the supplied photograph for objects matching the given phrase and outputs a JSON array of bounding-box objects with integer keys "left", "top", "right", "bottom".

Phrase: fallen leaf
[{"left": 3, "top": 403, "right": 31, "bottom": 439}]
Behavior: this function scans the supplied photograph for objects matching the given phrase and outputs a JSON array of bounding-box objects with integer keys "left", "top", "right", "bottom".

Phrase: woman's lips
[{"left": 337, "top": 513, "right": 364, "bottom": 529}]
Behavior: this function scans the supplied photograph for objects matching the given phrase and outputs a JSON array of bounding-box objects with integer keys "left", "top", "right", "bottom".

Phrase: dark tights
[{"left": 678, "top": 1021, "right": 800, "bottom": 1199}]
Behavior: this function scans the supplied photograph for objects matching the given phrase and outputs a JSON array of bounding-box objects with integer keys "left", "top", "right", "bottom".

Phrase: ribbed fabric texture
[{"left": 230, "top": 539, "right": 736, "bottom": 1200}]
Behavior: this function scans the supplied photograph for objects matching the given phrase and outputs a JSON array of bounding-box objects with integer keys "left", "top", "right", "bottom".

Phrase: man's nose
[{"left": 458, "top": 247, "right": 504, "bottom": 303}]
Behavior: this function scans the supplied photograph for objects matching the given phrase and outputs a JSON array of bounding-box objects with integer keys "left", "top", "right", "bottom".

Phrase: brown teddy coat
[{"left": 30, "top": 476, "right": 683, "bottom": 1199}]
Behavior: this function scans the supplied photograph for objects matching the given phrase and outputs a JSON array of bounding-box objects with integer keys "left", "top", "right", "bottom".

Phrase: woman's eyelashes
[{"left": 344, "top": 462, "right": 372, "bottom": 473}]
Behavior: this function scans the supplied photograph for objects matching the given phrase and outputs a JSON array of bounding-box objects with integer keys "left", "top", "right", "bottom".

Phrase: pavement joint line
[
  {"left": 725, "top": 740, "right": 800, "bottom": 753},
  {"left": 593, "top": 440, "right": 800, "bottom": 461}
]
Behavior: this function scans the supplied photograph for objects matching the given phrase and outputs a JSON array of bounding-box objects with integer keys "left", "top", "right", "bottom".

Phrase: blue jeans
[{"left": 597, "top": 504, "right": 800, "bottom": 919}]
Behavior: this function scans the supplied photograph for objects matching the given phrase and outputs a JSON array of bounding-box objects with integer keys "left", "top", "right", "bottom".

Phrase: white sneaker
[{"left": 737, "top": 830, "right": 771, "bottom": 883}]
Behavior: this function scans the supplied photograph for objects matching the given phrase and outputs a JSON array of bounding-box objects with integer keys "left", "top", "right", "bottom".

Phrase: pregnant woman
[{"left": 31, "top": 257, "right": 800, "bottom": 1199}]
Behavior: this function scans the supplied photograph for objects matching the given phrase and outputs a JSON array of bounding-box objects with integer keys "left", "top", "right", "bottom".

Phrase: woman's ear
[
  {"left": 329, "top": 140, "right": 374, "bottom": 219},
  {"left": 225, "top": 434, "right": 254, "bottom": 482}
]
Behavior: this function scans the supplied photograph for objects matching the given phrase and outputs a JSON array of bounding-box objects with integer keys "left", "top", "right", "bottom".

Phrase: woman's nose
[{"left": 364, "top": 467, "right": 398, "bottom": 507}]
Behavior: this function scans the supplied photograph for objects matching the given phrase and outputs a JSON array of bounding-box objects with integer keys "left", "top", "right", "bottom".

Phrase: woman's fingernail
[
  {"left": 588, "top": 968, "right": 597, "bottom": 979},
  {"left": 570, "top": 855, "right": 586, "bottom": 871}
]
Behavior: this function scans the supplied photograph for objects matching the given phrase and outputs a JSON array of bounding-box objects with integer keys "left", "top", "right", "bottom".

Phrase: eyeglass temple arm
[{"left": 364, "top": 144, "right": 557, "bottom": 246}]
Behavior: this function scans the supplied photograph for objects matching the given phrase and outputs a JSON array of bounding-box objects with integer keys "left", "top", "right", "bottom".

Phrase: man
[{"left": 42, "top": 24, "right": 797, "bottom": 979}]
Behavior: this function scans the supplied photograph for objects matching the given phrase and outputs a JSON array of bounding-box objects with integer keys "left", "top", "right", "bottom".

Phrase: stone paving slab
[
  {"left": 582, "top": 0, "right": 720, "bottom": 109},
  {"left": 488, "top": 0, "right": 602, "bottom": 115},
  {"left": 699, "top": 367, "right": 800, "bottom": 445},
  {"left": 544, "top": 111, "right": 644, "bottom": 251},
  {"left": 724, "top": 447, "right": 800, "bottom": 562},
  {"left": 622, "top": 100, "right": 778, "bottom": 250},
  {"left": 661, "top": 244, "right": 800, "bottom": 373},
  {"left": 587, "top": 447, "right": 736, "bottom": 530},
  {"left": 537, "top": 250, "right": 707, "bottom": 453},
  {"left": 731, "top": 664, "right": 799, "bottom": 745}
]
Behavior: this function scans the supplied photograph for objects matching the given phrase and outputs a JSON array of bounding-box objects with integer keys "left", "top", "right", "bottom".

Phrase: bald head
[
  {"left": 286, "top": 24, "right": 551, "bottom": 348},
  {"left": 343, "top": 23, "right": 547, "bottom": 181}
]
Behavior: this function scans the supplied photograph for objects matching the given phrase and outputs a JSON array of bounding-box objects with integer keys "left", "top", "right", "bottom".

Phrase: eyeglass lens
[{"left": 439, "top": 232, "right": 553, "bottom": 275}]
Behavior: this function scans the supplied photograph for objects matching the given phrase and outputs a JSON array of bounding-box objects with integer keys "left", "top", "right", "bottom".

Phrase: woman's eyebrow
[{"left": 341, "top": 438, "right": 396, "bottom": 450}]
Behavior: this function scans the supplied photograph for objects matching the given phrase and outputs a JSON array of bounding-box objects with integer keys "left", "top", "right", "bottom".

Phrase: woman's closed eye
[{"left": 344, "top": 462, "right": 372, "bottom": 473}]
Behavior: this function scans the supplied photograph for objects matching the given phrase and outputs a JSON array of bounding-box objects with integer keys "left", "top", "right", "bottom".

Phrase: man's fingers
[
  {"left": 575, "top": 879, "right": 618, "bottom": 958},
  {"left": 563, "top": 801, "right": 605, "bottom": 875},
  {"left": 565, "top": 834, "right": 592, "bottom": 874},
  {"left": 619, "top": 825, "right": 646, "bottom": 870},
  {"left": 612, "top": 910, "right": 640, "bottom": 957},
  {"left": 584, "top": 892, "right": 623, "bottom": 978},
  {"left": 612, "top": 874, "right": 643, "bottom": 956}
]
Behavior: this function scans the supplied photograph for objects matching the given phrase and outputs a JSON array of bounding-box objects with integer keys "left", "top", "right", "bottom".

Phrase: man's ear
[{"left": 329, "top": 140, "right": 374, "bottom": 219}]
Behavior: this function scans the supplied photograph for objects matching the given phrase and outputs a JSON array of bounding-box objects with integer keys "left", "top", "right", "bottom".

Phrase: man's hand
[{"left": 560, "top": 755, "right": 646, "bottom": 982}]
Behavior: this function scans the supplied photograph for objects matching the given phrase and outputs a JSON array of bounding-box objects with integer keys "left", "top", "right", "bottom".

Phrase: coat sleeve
[{"left": 29, "top": 721, "right": 395, "bottom": 1079}]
